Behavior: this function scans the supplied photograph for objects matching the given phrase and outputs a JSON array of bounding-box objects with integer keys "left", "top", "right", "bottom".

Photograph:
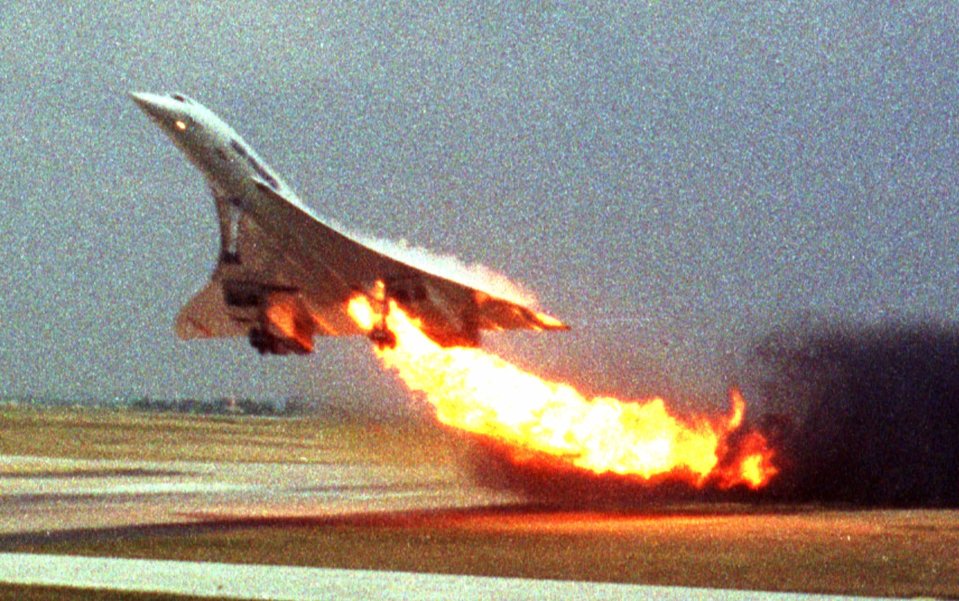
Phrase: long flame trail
[{"left": 348, "top": 296, "right": 777, "bottom": 489}]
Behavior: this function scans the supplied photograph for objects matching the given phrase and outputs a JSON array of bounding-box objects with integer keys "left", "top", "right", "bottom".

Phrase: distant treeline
[{"left": 129, "top": 397, "right": 317, "bottom": 416}]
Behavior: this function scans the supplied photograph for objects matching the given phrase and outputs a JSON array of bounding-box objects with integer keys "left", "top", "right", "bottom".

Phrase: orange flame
[{"left": 348, "top": 296, "right": 777, "bottom": 489}]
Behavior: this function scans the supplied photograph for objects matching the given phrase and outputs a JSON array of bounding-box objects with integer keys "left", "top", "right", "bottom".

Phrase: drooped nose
[
  {"left": 129, "top": 91, "right": 194, "bottom": 142},
  {"left": 129, "top": 91, "right": 169, "bottom": 121}
]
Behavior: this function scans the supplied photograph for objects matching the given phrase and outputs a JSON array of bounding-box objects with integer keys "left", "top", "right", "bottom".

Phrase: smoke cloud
[{"left": 749, "top": 321, "right": 959, "bottom": 507}]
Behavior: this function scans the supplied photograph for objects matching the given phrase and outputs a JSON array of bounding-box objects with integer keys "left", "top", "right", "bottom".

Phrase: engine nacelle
[
  {"left": 222, "top": 281, "right": 316, "bottom": 355},
  {"left": 384, "top": 276, "right": 480, "bottom": 348},
  {"left": 248, "top": 327, "right": 311, "bottom": 355}
]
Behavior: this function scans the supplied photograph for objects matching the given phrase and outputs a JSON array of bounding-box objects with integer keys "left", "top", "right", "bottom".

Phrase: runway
[
  {"left": 0, "top": 453, "right": 782, "bottom": 600},
  {"left": 0, "top": 453, "right": 513, "bottom": 536},
  {"left": 0, "top": 553, "right": 890, "bottom": 600},
  {"left": 0, "top": 449, "right": 953, "bottom": 598}
]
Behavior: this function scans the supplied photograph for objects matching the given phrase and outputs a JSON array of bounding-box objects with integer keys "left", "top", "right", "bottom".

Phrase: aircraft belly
[
  {"left": 221, "top": 179, "right": 569, "bottom": 345},
  {"left": 211, "top": 200, "right": 366, "bottom": 339}
]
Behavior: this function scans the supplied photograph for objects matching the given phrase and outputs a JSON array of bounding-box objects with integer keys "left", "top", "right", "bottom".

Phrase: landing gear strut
[{"left": 367, "top": 281, "right": 397, "bottom": 350}]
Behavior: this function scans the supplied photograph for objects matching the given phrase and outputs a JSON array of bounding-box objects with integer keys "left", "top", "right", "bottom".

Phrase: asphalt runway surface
[
  {"left": 0, "top": 454, "right": 506, "bottom": 535},
  {"left": 0, "top": 456, "right": 944, "bottom": 599},
  {"left": 0, "top": 453, "right": 943, "bottom": 599}
]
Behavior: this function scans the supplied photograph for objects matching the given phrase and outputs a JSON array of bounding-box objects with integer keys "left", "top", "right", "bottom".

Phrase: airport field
[
  {"left": 1, "top": 406, "right": 957, "bottom": 599},
  {"left": 0, "top": 405, "right": 461, "bottom": 467}
]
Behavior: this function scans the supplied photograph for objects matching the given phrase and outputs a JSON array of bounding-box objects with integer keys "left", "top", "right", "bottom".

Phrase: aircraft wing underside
[{"left": 176, "top": 183, "right": 567, "bottom": 353}]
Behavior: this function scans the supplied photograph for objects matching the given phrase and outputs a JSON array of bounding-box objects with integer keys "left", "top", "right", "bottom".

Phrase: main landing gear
[
  {"left": 367, "top": 281, "right": 397, "bottom": 350},
  {"left": 369, "top": 325, "right": 397, "bottom": 350}
]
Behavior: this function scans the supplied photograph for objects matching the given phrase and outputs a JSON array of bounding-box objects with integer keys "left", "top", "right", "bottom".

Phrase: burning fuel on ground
[{"left": 348, "top": 294, "right": 778, "bottom": 493}]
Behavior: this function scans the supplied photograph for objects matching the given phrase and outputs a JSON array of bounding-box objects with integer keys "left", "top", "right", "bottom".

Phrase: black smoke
[{"left": 750, "top": 321, "right": 959, "bottom": 507}]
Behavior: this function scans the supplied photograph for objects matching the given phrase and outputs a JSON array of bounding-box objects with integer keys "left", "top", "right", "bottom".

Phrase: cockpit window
[
  {"left": 230, "top": 140, "right": 248, "bottom": 157},
  {"left": 229, "top": 139, "right": 279, "bottom": 190},
  {"left": 171, "top": 93, "right": 192, "bottom": 104},
  {"left": 248, "top": 155, "right": 280, "bottom": 190}
]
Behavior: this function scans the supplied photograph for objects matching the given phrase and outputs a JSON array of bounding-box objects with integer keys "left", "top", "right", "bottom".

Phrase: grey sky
[{"left": 2, "top": 3, "right": 957, "bottom": 413}]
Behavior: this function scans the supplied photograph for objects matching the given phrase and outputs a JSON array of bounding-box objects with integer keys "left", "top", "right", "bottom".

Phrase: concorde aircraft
[{"left": 131, "top": 92, "right": 567, "bottom": 355}]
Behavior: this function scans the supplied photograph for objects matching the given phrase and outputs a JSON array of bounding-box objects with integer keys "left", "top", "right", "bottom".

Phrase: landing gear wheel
[
  {"left": 369, "top": 326, "right": 397, "bottom": 350},
  {"left": 249, "top": 328, "right": 268, "bottom": 354}
]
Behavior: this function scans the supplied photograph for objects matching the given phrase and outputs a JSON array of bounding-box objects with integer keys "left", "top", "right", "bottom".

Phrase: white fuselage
[{"left": 130, "top": 92, "right": 305, "bottom": 214}]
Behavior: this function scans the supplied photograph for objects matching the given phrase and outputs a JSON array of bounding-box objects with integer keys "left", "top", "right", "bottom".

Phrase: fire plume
[{"left": 348, "top": 295, "right": 777, "bottom": 489}]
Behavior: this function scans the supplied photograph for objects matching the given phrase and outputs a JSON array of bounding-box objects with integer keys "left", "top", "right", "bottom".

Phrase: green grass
[{"left": 0, "top": 406, "right": 459, "bottom": 467}]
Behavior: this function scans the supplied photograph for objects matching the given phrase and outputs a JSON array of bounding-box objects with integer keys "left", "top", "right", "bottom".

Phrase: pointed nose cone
[{"left": 129, "top": 91, "right": 167, "bottom": 121}]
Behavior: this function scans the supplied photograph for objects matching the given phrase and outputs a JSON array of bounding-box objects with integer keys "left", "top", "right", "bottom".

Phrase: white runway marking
[
  {"left": 7, "top": 481, "right": 258, "bottom": 496},
  {"left": 0, "top": 553, "right": 891, "bottom": 601},
  {"left": 0, "top": 454, "right": 514, "bottom": 535},
  {"left": 0, "top": 455, "right": 915, "bottom": 599}
]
